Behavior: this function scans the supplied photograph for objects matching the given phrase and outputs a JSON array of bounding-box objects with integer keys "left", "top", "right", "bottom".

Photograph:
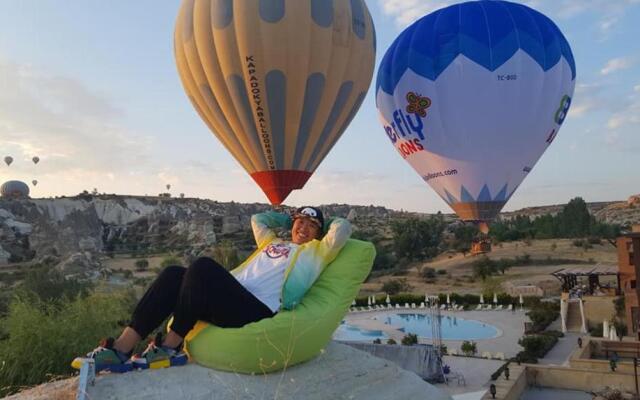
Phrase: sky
[{"left": 0, "top": 0, "right": 638, "bottom": 213}]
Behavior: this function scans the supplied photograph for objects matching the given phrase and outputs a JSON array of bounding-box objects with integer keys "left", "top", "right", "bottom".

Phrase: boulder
[{"left": 5, "top": 342, "right": 451, "bottom": 400}]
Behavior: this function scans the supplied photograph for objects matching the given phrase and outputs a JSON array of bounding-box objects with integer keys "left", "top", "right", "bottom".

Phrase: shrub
[
  {"left": 572, "top": 239, "right": 584, "bottom": 247},
  {"left": 381, "top": 279, "right": 412, "bottom": 295},
  {"left": 518, "top": 333, "right": 559, "bottom": 362},
  {"left": 373, "top": 338, "right": 382, "bottom": 344},
  {"left": 437, "top": 269, "right": 447, "bottom": 275},
  {"left": 613, "top": 320, "right": 627, "bottom": 339},
  {"left": 421, "top": 267, "right": 436, "bottom": 280},
  {"left": 587, "top": 236, "right": 602, "bottom": 245},
  {"left": 526, "top": 301, "right": 559, "bottom": 333},
  {"left": 461, "top": 340, "right": 477, "bottom": 356},
  {"left": 0, "top": 291, "right": 134, "bottom": 397},
  {"left": 514, "top": 254, "right": 532, "bottom": 265},
  {"left": 387, "top": 338, "right": 397, "bottom": 345},
  {"left": 589, "top": 322, "right": 604, "bottom": 338},
  {"left": 490, "top": 362, "right": 511, "bottom": 380},
  {"left": 401, "top": 333, "right": 418, "bottom": 346},
  {"left": 134, "top": 259, "right": 149, "bottom": 272},
  {"left": 160, "top": 256, "right": 182, "bottom": 269},
  {"left": 16, "top": 266, "right": 92, "bottom": 304}
]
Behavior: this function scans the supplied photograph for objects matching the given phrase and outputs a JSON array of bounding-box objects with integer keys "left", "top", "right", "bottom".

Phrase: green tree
[
  {"left": 557, "top": 197, "right": 591, "bottom": 237},
  {"left": 17, "top": 266, "right": 92, "bottom": 304},
  {"left": 381, "top": 278, "right": 412, "bottom": 295},
  {"left": 472, "top": 256, "right": 497, "bottom": 280},
  {"left": 452, "top": 224, "right": 476, "bottom": 255},
  {"left": 391, "top": 215, "right": 446, "bottom": 261}
]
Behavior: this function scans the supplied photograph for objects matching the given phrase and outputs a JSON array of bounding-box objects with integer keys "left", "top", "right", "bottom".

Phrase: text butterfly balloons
[
  {"left": 376, "top": 0, "right": 575, "bottom": 223},
  {"left": 175, "top": 0, "right": 376, "bottom": 204}
]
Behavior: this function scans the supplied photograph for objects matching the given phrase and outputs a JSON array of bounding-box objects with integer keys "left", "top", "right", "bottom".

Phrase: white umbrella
[
  {"left": 352, "top": 299, "right": 356, "bottom": 306},
  {"left": 519, "top": 294, "right": 524, "bottom": 305},
  {"left": 493, "top": 293, "right": 498, "bottom": 304},
  {"left": 372, "top": 296, "right": 376, "bottom": 305},
  {"left": 610, "top": 324, "right": 619, "bottom": 341},
  {"left": 367, "top": 296, "right": 371, "bottom": 306},
  {"left": 386, "top": 294, "right": 391, "bottom": 304},
  {"left": 603, "top": 320, "right": 610, "bottom": 338},
  {"left": 480, "top": 294, "right": 485, "bottom": 304},
  {"left": 446, "top": 294, "right": 451, "bottom": 304}
]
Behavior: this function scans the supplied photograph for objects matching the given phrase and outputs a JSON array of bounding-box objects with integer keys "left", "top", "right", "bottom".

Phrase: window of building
[{"left": 632, "top": 280, "right": 637, "bottom": 289}]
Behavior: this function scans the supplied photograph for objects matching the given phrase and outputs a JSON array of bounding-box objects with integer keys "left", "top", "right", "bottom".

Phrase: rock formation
[{"left": 5, "top": 342, "right": 452, "bottom": 400}]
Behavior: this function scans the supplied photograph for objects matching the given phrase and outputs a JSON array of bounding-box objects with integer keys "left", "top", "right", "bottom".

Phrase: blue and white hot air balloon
[{"left": 376, "top": 0, "right": 575, "bottom": 228}]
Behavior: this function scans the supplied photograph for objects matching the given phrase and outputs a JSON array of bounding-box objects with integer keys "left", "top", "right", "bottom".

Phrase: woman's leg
[
  {"left": 170, "top": 257, "right": 274, "bottom": 338},
  {"left": 115, "top": 265, "right": 186, "bottom": 353}
]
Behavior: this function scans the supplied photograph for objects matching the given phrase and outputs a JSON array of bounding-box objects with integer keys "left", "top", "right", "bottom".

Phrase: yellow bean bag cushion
[{"left": 170, "top": 239, "right": 375, "bottom": 373}]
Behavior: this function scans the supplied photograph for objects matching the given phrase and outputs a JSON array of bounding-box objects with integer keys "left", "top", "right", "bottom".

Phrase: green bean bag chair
[{"left": 172, "top": 239, "right": 375, "bottom": 373}]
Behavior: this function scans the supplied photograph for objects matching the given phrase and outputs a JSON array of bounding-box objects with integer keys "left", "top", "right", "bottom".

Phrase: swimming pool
[
  {"left": 333, "top": 323, "right": 388, "bottom": 341},
  {"left": 377, "top": 313, "right": 499, "bottom": 340}
]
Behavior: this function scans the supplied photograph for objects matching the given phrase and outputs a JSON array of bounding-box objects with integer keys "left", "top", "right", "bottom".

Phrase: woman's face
[{"left": 291, "top": 217, "right": 321, "bottom": 244}]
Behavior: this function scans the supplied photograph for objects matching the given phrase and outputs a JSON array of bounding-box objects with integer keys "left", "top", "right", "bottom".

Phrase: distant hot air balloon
[
  {"left": 4, "top": 156, "right": 13, "bottom": 166},
  {"left": 376, "top": 0, "right": 575, "bottom": 228},
  {"left": 32, "top": 156, "right": 40, "bottom": 164},
  {"left": 180, "top": 193, "right": 185, "bottom": 198},
  {"left": 166, "top": 184, "right": 171, "bottom": 191},
  {"left": 175, "top": 0, "right": 376, "bottom": 204},
  {"left": 32, "top": 180, "right": 38, "bottom": 187},
  {"left": 1, "top": 180, "right": 29, "bottom": 198}
]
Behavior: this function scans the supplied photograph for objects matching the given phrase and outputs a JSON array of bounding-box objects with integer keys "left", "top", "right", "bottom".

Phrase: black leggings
[{"left": 129, "top": 257, "right": 275, "bottom": 338}]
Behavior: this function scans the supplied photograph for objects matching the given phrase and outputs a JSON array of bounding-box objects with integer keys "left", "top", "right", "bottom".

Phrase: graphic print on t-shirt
[{"left": 264, "top": 243, "right": 291, "bottom": 259}]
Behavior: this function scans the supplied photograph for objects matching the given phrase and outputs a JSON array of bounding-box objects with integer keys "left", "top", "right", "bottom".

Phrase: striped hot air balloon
[
  {"left": 175, "top": 0, "right": 376, "bottom": 204},
  {"left": 376, "top": 0, "right": 575, "bottom": 225}
]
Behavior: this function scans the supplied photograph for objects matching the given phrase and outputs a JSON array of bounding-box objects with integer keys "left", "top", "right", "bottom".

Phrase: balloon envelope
[
  {"left": 32, "top": 180, "right": 38, "bottom": 186},
  {"left": 175, "top": 0, "right": 376, "bottom": 204},
  {"left": 32, "top": 156, "right": 40, "bottom": 164},
  {"left": 1, "top": 180, "right": 29, "bottom": 198},
  {"left": 376, "top": 0, "right": 576, "bottom": 221},
  {"left": 4, "top": 156, "right": 13, "bottom": 166}
]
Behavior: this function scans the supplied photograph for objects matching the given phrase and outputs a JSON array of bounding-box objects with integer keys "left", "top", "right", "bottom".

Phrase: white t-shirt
[{"left": 234, "top": 242, "right": 298, "bottom": 313}]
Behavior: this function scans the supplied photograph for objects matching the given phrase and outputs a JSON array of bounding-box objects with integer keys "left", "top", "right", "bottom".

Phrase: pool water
[
  {"left": 378, "top": 313, "right": 498, "bottom": 340},
  {"left": 333, "top": 323, "right": 388, "bottom": 341}
]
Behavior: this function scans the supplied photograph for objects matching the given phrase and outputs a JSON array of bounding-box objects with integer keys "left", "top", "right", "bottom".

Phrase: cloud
[
  {"left": 377, "top": 0, "right": 459, "bottom": 27},
  {"left": 601, "top": 85, "right": 640, "bottom": 152},
  {"left": 0, "top": 61, "right": 154, "bottom": 174},
  {"left": 568, "top": 83, "right": 603, "bottom": 118},
  {"left": 377, "top": 0, "right": 640, "bottom": 36},
  {"left": 601, "top": 57, "right": 634, "bottom": 75}
]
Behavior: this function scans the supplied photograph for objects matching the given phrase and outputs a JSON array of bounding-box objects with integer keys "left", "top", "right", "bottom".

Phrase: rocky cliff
[
  {"left": 0, "top": 195, "right": 393, "bottom": 275},
  {"left": 1, "top": 193, "right": 637, "bottom": 276}
]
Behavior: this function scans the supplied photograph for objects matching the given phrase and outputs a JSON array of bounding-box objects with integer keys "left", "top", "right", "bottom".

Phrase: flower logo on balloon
[{"left": 405, "top": 92, "right": 432, "bottom": 118}]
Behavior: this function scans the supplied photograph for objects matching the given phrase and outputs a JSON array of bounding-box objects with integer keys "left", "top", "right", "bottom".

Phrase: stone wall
[
  {"left": 528, "top": 365, "right": 637, "bottom": 393},
  {"left": 582, "top": 295, "right": 617, "bottom": 328}
]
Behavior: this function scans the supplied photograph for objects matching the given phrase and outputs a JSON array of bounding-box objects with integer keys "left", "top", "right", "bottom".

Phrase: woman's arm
[
  {"left": 250, "top": 211, "right": 292, "bottom": 247},
  {"left": 318, "top": 217, "right": 352, "bottom": 263}
]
